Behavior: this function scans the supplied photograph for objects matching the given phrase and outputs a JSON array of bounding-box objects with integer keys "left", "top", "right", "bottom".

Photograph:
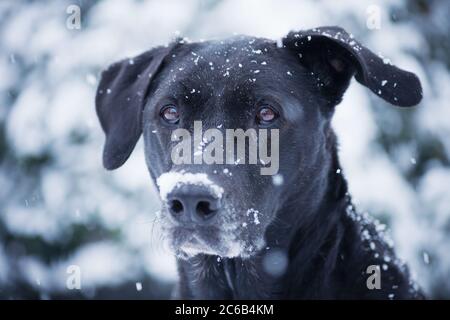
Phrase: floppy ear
[
  {"left": 95, "top": 45, "right": 173, "bottom": 170},
  {"left": 282, "top": 26, "right": 422, "bottom": 107}
]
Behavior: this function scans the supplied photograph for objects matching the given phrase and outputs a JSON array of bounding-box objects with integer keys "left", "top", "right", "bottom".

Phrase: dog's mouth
[
  {"left": 165, "top": 223, "right": 265, "bottom": 260},
  {"left": 175, "top": 230, "right": 223, "bottom": 259}
]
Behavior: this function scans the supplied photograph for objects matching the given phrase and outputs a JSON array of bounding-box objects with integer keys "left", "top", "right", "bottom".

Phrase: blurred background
[{"left": 0, "top": 0, "right": 449, "bottom": 299}]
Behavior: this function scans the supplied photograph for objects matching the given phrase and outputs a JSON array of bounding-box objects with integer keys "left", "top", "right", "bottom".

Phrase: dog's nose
[{"left": 167, "top": 185, "right": 220, "bottom": 225}]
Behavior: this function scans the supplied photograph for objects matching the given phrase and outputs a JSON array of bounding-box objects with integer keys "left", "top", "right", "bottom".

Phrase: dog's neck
[{"left": 175, "top": 148, "right": 351, "bottom": 299}]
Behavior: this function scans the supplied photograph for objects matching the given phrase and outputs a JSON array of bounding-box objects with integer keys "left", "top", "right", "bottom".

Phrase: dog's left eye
[
  {"left": 256, "top": 105, "right": 278, "bottom": 125},
  {"left": 160, "top": 105, "right": 180, "bottom": 124}
]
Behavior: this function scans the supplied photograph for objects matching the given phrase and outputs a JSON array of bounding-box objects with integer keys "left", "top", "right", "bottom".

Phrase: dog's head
[{"left": 96, "top": 26, "right": 422, "bottom": 259}]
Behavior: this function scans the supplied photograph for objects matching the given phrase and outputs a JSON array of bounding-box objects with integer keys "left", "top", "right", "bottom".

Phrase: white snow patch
[
  {"left": 247, "top": 208, "right": 260, "bottom": 225},
  {"left": 157, "top": 171, "right": 224, "bottom": 201},
  {"left": 272, "top": 174, "right": 284, "bottom": 186},
  {"left": 135, "top": 282, "right": 142, "bottom": 291},
  {"left": 423, "top": 252, "right": 430, "bottom": 265}
]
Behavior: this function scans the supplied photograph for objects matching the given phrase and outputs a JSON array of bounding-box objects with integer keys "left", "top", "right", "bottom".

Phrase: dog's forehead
[
  {"left": 160, "top": 36, "right": 289, "bottom": 91},
  {"left": 189, "top": 36, "right": 277, "bottom": 66}
]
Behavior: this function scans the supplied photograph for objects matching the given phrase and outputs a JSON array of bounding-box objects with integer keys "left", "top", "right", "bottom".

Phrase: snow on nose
[{"left": 156, "top": 171, "right": 224, "bottom": 202}]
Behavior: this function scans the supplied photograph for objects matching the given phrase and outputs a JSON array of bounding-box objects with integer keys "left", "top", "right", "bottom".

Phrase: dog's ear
[
  {"left": 282, "top": 26, "right": 422, "bottom": 107},
  {"left": 95, "top": 45, "right": 173, "bottom": 170}
]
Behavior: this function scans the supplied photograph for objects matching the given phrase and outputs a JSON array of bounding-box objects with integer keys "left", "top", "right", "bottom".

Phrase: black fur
[{"left": 95, "top": 26, "right": 423, "bottom": 299}]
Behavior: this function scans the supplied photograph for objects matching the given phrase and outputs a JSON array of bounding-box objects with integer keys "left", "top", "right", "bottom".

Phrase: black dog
[{"left": 95, "top": 26, "right": 423, "bottom": 299}]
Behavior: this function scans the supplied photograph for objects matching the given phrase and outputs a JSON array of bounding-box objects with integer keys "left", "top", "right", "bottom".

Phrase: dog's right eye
[
  {"left": 256, "top": 105, "right": 278, "bottom": 126},
  {"left": 160, "top": 105, "right": 180, "bottom": 124}
]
